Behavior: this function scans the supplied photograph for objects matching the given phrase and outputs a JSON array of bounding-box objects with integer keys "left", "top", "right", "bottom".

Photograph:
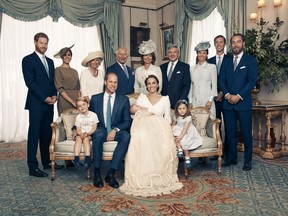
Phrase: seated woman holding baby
[{"left": 119, "top": 74, "right": 183, "bottom": 197}]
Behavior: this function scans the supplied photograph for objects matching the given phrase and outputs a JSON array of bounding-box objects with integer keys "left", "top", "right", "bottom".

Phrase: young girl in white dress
[{"left": 172, "top": 100, "right": 203, "bottom": 168}]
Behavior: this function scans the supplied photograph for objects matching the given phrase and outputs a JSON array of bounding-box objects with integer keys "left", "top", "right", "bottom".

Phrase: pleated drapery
[
  {"left": 174, "top": 0, "right": 245, "bottom": 62},
  {"left": 0, "top": 0, "right": 123, "bottom": 66}
]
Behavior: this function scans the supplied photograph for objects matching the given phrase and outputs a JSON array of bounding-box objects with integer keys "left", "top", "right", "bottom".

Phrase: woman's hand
[{"left": 205, "top": 101, "right": 212, "bottom": 109}]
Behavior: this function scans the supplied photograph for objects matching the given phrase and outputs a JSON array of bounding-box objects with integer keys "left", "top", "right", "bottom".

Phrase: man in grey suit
[
  {"left": 22, "top": 32, "right": 61, "bottom": 177},
  {"left": 160, "top": 44, "right": 191, "bottom": 109},
  {"left": 90, "top": 73, "right": 131, "bottom": 188}
]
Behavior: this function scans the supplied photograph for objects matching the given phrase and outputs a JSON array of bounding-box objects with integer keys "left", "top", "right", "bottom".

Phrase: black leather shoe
[
  {"left": 93, "top": 173, "right": 104, "bottom": 188},
  {"left": 105, "top": 174, "right": 119, "bottom": 188},
  {"left": 43, "top": 163, "right": 64, "bottom": 170},
  {"left": 242, "top": 162, "right": 252, "bottom": 171},
  {"left": 222, "top": 161, "right": 237, "bottom": 167},
  {"left": 29, "top": 168, "right": 48, "bottom": 177},
  {"left": 83, "top": 163, "right": 91, "bottom": 172}
]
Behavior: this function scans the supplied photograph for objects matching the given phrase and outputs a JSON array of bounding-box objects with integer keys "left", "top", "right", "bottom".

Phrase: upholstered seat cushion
[
  {"left": 103, "top": 141, "right": 117, "bottom": 157},
  {"left": 189, "top": 136, "right": 217, "bottom": 154},
  {"left": 55, "top": 140, "right": 84, "bottom": 154}
]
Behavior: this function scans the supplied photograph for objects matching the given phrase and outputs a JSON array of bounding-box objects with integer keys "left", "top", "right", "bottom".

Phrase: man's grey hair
[
  {"left": 115, "top": 46, "right": 128, "bottom": 55},
  {"left": 168, "top": 44, "right": 180, "bottom": 51}
]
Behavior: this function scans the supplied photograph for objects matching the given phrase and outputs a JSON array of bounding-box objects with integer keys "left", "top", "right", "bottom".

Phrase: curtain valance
[{"left": 0, "top": 0, "right": 123, "bottom": 66}]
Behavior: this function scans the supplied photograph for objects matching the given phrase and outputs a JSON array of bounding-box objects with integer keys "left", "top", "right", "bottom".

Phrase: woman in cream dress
[
  {"left": 80, "top": 51, "right": 105, "bottom": 100},
  {"left": 188, "top": 41, "right": 217, "bottom": 117},
  {"left": 54, "top": 45, "right": 81, "bottom": 115},
  {"left": 134, "top": 40, "right": 162, "bottom": 93},
  {"left": 120, "top": 74, "right": 183, "bottom": 197}
]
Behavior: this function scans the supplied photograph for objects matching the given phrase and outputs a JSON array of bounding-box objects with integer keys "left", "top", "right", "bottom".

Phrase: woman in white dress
[
  {"left": 188, "top": 41, "right": 217, "bottom": 117},
  {"left": 120, "top": 74, "right": 183, "bottom": 197},
  {"left": 134, "top": 40, "right": 162, "bottom": 93},
  {"left": 80, "top": 51, "right": 105, "bottom": 100}
]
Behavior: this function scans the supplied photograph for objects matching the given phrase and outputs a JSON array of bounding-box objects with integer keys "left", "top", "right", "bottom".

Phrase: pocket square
[
  {"left": 176, "top": 71, "right": 181, "bottom": 74},
  {"left": 240, "top": 66, "right": 246, "bottom": 69}
]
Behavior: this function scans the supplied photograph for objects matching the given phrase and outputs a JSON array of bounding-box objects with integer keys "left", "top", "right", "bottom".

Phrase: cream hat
[
  {"left": 138, "top": 40, "right": 157, "bottom": 55},
  {"left": 81, "top": 51, "right": 104, "bottom": 67},
  {"left": 54, "top": 44, "right": 74, "bottom": 58},
  {"left": 194, "top": 41, "right": 211, "bottom": 51}
]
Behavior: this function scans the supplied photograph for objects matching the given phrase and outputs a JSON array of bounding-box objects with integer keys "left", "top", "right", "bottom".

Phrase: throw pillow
[
  {"left": 191, "top": 112, "right": 209, "bottom": 136},
  {"left": 62, "top": 113, "right": 78, "bottom": 140}
]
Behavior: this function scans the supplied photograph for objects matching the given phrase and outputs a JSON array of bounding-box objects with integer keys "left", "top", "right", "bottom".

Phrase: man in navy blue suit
[
  {"left": 160, "top": 44, "right": 191, "bottom": 109},
  {"left": 208, "top": 35, "right": 229, "bottom": 161},
  {"left": 106, "top": 47, "right": 135, "bottom": 95},
  {"left": 219, "top": 33, "right": 257, "bottom": 171},
  {"left": 22, "top": 32, "right": 60, "bottom": 177},
  {"left": 90, "top": 72, "right": 131, "bottom": 188}
]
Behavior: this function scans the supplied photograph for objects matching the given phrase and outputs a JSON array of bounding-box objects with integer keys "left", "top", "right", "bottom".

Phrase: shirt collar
[
  {"left": 170, "top": 59, "right": 178, "bottom": 66},
  {"left": 80, "top": 111, "right": 91, "bottom": 118},
  {"left": 35, "top": 51, "right": 45, "bottom": 59},
  {"left": 104, "top": 91, "right": 116, "bottom": 99}
]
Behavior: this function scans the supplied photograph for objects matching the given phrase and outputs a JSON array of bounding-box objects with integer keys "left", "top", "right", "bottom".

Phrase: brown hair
[
  {"left": 144, "top": 74, "right": 159, "bottom": 92},
  {"left": 140, "top": 52, "right": 156, "bottom": 65},
  {"left": 34, "top": 32, "right": 49, "bottom": 42},
  {"left": 174, "top": 100, "right": 191, "bottom": 119}
]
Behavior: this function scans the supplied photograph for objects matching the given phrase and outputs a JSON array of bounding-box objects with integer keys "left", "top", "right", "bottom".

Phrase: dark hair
[
  {"left": 214, "top": 35, "right": 227, "bottom": 44},
  {"left": 230, "top": 33, "right": 245, "bottom": 44},
  {"left": 196, "top": 49, "right": 209, "bottom": 64},
  {"left": 140, "top": 52, "right": 156, "bottom": 65},
  {"left": 34, "top": 32, "right": 49, "bottom": 42},
  {"left": 145, "top": 74, "right": 159, "bottom": 92},
  {"left": 61, "top": 49, "right": 73, "bottom": 59},
  {"left": 174, "top": 100, "right": 191, "bottom": 119}
]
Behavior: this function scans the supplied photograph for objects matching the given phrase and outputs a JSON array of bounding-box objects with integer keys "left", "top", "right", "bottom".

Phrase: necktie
[
  {"left": 233, "top": 56, "right": 238, "bottom": 71},
  {"left": 168, "top": 62, "right": 174, "bottom": 81},
  {"left": 122, "top": 64, "right": 129, "bottom": 79},
  {"left": 217, "top": 56, "right": 222, "bottom": 74},
  {"left": 106, "top": 95, "right": 112, "bottom": 132},
  {"left": 42, "top": 56, "right": 49, "bottom": 77}
]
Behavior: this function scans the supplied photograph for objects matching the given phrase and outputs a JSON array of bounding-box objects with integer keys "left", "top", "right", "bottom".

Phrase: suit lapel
[
  {"left": 98, "top": 94, "right": 105, "bottom": 124},
  {"left": 33, "top": 52, "right": 51, "bottom": 80}
]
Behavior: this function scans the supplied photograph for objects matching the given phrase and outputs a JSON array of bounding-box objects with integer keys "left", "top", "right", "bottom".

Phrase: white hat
[
  {"left": 81, "top": 51, "right": 104, "bottom": 67},
  {"left": 138, "top": 40, "right": 157, "bottom": 55},
  {"left": 194, "top": 41, "right": 211, "bottom": 51}
]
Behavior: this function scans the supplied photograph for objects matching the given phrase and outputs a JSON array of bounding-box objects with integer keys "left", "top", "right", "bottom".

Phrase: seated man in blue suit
[
  {"left": 219, "top": 33, "right": 257, "bottom": 171},
  {"left": 90, "top": 72, "right": 132, "bottom": 188},
  {"left": 160, "top": 44, "right": 191, "bottom": 109},
  {"left": 106, "top": 47, "right": 135, "bottom": 95}
]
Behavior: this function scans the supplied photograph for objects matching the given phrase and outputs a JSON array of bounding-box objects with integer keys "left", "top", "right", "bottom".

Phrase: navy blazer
[
  {"left": 208, "top": 54, "right": 230, "bottom": 91},
  {"left": 160, "top": 61, "right": 191, "bottom": 109},
  {"left": 218, "top": 53, "right": 257, "bottom": 111},
  {"left": 89, "top": 93, "right": 132, "bottom": 131},
  {"left": 106, "top": 63, "right": 135, "bottom": 95},
  {"left": 22, "top": 52, "right": 57, "bottom": 111}
]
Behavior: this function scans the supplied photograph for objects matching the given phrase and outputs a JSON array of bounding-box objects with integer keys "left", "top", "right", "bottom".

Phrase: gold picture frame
[{"left": 160, "top": 25, "right": 174, "bottom": 60}]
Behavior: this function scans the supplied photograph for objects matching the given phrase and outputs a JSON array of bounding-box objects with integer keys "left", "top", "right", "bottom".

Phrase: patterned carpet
[{"left": 0, "top": 141, "right": 288, "bottom": 216}]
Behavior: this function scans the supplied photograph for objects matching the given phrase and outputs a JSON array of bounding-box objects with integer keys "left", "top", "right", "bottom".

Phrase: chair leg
[
  {"left": 184, "top": 160, "right": 188, "bottom": 178},
  {"left": 51, "top": 160, "right": 55, "bottom": 181},
  {"left": 87, "top": 168, "right": 91, "bottom": 181},
  {"left": 217, "top": 155, "right": 222, "bottom": 175}
]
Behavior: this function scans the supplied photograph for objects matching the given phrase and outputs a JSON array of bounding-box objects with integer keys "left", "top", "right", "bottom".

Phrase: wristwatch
[{"left": 113, "top": 127, "right": 120, "bottom": 132}]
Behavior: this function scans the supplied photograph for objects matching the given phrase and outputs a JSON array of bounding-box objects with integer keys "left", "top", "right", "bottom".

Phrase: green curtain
[
  {"left": 0, "top": 0, "right": 123, "bottom": 66},
  {"left": 174, "top": 0, "right": 245, "bottom": 62}
]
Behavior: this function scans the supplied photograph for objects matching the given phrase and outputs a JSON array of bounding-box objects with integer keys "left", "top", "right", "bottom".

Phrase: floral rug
[{"left": 0, "top": 141, "right": 287, "bottom": 216}]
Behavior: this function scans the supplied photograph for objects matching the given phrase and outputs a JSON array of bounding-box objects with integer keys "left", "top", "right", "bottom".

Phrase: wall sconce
[
  {"left": 258, "top": 0, "right": 266, "bottom": 8},
  {"left": 274, "top": 0, "right": 282, "bottom": 19},
  {"left": 250, "top": 12, "right": 258, "bottom": 21},
  {"left": 274, "top": 0, "right": 282, "bottom": 7}
]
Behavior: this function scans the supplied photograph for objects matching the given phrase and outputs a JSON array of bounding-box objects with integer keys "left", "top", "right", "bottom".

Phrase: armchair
[
  {"left": 185, "top": 106, "right": 222, "bottom": 177},
  {"left": 49, "top": 93, "right": 139, "bottom": 180}
]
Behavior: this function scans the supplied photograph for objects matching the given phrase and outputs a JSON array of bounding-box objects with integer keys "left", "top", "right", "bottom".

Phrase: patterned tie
[
  {"left": 233, "top": 56, "right": 238, "bottom": 71},
  {"left": 106, "top": 95, "right": 112, "bottom": 132},
  {"left": 122, "top": 64, "right": 129, "bottom": 79},
  {"left": 168, "top": 62, "right": 174, "bottom": 81},
  {"left": 217, "top": 56, "right": 222, "bottom": 74},
  {"left": 42, "top": 56, "right": 49, "bottom": 77}
]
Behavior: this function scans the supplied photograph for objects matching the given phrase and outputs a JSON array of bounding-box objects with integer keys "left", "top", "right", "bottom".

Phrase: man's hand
[
  {"left": 45, "top": 96, "right": 56, "bottom": 105},
  {"left": 106, "top": 129, "right": 116, "bottom": 141},
  {"left": 215, "top": 92, "right": 223, "bottom": 102},
  {"left": 227, "top": 94, "right": 240, "bottom": 104}
]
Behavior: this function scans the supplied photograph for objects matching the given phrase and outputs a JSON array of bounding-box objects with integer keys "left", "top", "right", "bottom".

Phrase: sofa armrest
[{"left": 49, "top": 118, "right": 66, "bottom": 154}]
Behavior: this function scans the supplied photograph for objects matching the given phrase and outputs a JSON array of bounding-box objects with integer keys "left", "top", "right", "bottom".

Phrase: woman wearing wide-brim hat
[
  {"left": 54, "top": 44, "right": 81, "bottom": 115},
  {"left": 134, "top": 40, "right": 162, "bottom": 94},
  {"left": 80, "top": 51, "right": 105, "bottom": 100}
]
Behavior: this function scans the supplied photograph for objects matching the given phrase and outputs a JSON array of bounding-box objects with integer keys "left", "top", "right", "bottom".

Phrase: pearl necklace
[{"left": 89, "top": 67, "right": 98, "bottom": 77}]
